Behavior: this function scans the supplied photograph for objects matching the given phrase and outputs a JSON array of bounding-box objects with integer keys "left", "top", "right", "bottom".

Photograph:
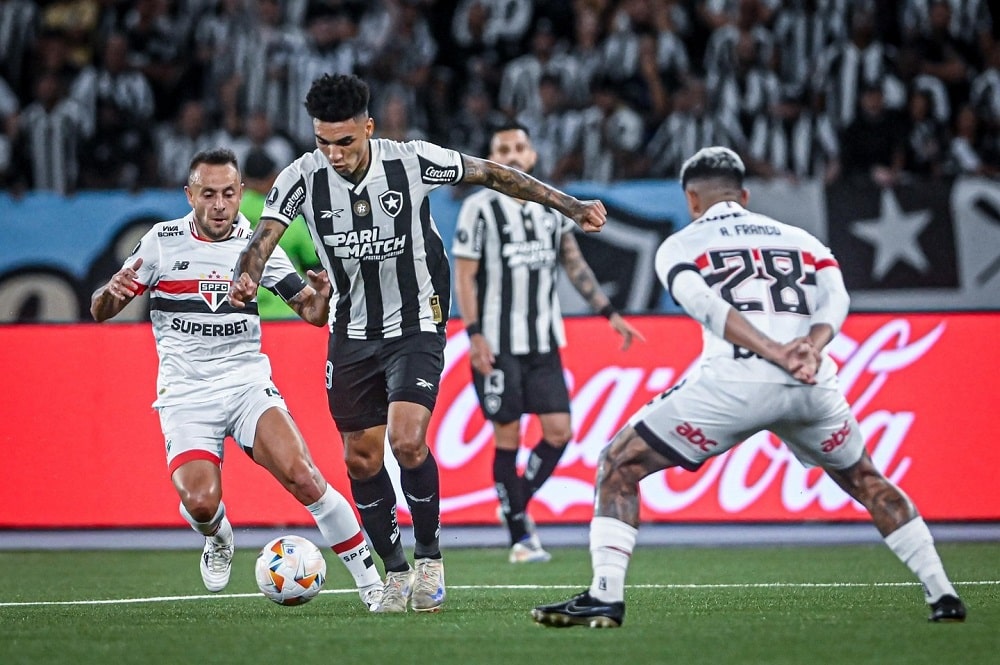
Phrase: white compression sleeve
[{"left": 670, "top": 269, "right": 732, "bottom": 339}]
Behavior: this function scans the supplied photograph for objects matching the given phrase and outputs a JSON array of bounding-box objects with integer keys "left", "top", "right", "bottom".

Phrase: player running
[{"left": 91, "top": 147, "right": 384, "bottom": 611}]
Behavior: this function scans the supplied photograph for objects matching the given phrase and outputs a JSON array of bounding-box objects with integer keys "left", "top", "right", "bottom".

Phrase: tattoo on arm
[
  {"left": 560, "top": 233, "right": 608, "bottom": 310},
  {"left": 462, "top": 155, "right": 580, "bottom": 217},
  {"left": 236, "top": 222, "right": 283, "bottom": 281}
]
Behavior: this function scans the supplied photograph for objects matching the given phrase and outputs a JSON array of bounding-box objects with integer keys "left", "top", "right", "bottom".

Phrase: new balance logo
[
  {"left": 416, "top": 378, "right": 434, "bottom": 390},
  {"left": 172, "top": 261, "right": 189, "bottom": 271}
]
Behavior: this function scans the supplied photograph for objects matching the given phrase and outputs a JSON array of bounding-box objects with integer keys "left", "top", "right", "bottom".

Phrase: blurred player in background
[
  {"left": 532, "top": 146, "right": 966, "bottom": 628},
  {"left": 239, "top": 147, "right": 321, "bottom": 320},
  {"left": 229, "top": 73, "right": 608, "bottom": 613},
  {"left": 91, "top": 147, "right": 383, "bottom": 611},
  {"left": 453, "top": 121, "right": 644, "bottom": 563}
]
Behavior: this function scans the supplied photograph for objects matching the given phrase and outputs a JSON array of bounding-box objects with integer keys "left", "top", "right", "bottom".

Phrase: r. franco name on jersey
[
  {"left": 324, "top": 227, "right": 407, "bottom": 260},
  {"left": 170, "top": 318, "right": 250, "bottom": 336},
  {"left": 719, "top": 224, "right": 782, "bottom": 236}
]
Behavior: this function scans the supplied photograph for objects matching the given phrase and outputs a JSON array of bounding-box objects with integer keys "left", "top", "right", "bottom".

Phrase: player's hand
[
  {"left": 469, "top": 334, "right": 495, "bottom": 376},
  {"left": 609, "top": 313, "right": 646, "bottom": 351},
  {"left": 305, "top": 269, "right": 331, "bottom": 300},
  {"left": 573, "top": 199, "right": 607, "bottom": 233},
  {"left": 228, "top": 272, "right": 258, "bottom": 308},
  {"left": 108, "top": 257, "right": 142, "bottom": 300},
  {"left": 779, "top": 337, "right": 821, "bottom": 384}
]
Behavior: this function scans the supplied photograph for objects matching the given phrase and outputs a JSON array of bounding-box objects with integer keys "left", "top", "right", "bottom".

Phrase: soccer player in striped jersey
[
  {"left": 453, "top": 122, "right": 644, "bottom": 564},
  {"left": 229, "top": 73, "right": 608, "bottom": 613},
  {"left": 91, "top": 148, "right": 384, "bottom": 611},
  {"left": 532, "top": 146, "right": 965, "bottom": 628}
]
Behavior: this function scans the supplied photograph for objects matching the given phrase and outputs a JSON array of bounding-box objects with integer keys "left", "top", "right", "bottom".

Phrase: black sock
[
  {"left": 400, "top": 452, "right": 441, "bottom": 560},
  {"left": 494, "top": 448, "right": 528, "bottom": 545},
  {"left": 523, "top": 439, "right": 566, "bottom": 499},
  {"left": 350, "top": 465, "right": 408, "bottom": 572}
]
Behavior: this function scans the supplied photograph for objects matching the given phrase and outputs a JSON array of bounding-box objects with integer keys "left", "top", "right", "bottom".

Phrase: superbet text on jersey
[
  {"left": 261, "top": 139, "right": 463, "bottom": 341},
  {"left": 125, "top": 213, "right": 305, "bottom": 407}
]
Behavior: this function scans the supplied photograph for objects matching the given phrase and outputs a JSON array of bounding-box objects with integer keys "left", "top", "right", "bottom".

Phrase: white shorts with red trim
[{"left": 158, "top": 381, "right": 288, "bottom": 474}]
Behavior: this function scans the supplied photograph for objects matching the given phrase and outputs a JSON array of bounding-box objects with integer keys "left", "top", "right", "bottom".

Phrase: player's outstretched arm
[
  {"left": 230, "top": 218, "right": 286, "bottom": 308},
  {"left": 91, "top": 258, "right": 142, "bottom": 322},
  {"left": 461, "top": 154, "right": 607, "bottom": 232},
  {"left": 287, "top": 269, "right": 332, "bottom": 327},
  {"left": 559, "top": 233, "right": 645, "bottom": 350}
]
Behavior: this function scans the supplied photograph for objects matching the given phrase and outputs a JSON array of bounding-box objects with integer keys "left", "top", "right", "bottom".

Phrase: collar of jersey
[{"left": 696, "top": 200, "right": 748, "bottom": 224}]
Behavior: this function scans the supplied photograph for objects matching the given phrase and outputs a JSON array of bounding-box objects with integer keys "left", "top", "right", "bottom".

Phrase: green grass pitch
[{"left": 1, "top": 541, "right": 997, "bottom": 665}]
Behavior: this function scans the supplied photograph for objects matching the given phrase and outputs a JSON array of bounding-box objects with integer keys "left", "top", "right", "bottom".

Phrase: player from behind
[
  {"left": 228, "top": 73, "right": 608, "bottom": 613},
  {"left": 90, "top": 148, "right": 384, "bottom": 611},
  {"left": 532, "top": 146, "right": 966, "bottom": 628},
  {"left": 453, "top": 121, "right": 644, "bottom": 563}
]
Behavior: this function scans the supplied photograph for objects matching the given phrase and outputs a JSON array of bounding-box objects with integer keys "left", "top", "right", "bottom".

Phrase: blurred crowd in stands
[{"left": 1, "top": 0, "right": 998, "bottom": 195}]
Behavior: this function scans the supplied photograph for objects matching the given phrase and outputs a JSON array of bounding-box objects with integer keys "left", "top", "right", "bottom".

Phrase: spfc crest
[
  {"left": 378, "top": 190, "right": 403, "bottom": 217},
  {"left": 199, "top": 279, "right": 230, "bottom": 311}
]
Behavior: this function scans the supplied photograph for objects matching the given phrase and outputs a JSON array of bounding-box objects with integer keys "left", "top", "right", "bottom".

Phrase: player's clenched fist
[
  {"left": 228, "top": 272, "right": 258, "bottom": 308},
  {"left": 574, "top": 199, "right": 607, "bottom": 233}
]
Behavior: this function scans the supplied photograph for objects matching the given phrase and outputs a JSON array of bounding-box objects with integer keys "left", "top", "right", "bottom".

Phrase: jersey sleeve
[
  {"left": 261, "top": 244, "right": 308, "bottom": 302},
  {"left": 654, "top": 233, "right": 731, "bottom": 338},
  {"left": 124, "top": 227, "right": 162, "bottom": 295},
  {"left": 261, "top": 158, "right": 309, "bottom": 226},
  {"left": 452, "top": 195, "right": 486, "bottom": 259},
  {"left": 412, "top": 140, "right": 464, "bottom": 188}
]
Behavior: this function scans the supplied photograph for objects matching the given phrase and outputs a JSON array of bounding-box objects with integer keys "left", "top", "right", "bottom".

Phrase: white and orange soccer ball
[{"left": 255, "top": 535, "right": 327, "bottom": 606}]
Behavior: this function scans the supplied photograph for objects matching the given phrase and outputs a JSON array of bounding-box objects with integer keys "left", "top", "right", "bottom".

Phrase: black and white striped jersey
[
  {"left": 263, "top": 139, "right": 463, "bottom": 340},
  {"left": 453, "top": 188, "right": 575, "bottom": 355}
]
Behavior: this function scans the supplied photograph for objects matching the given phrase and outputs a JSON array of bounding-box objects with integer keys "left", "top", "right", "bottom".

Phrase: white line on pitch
[{"left": 1, "top": 580, "right": 998, "bottom": 608}]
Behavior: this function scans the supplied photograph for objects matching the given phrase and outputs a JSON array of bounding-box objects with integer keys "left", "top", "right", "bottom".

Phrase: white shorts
[
  {"left": 157, "top": 381, "right": 288, "bottom": 474},
  {"left": 630, "top": 367, "right": 864, "bottom": 471}
]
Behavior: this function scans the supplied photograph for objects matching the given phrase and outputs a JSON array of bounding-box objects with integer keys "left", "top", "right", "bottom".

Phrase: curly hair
[{"left": 305, "top": 73, "right": 370, "bottom": 123}]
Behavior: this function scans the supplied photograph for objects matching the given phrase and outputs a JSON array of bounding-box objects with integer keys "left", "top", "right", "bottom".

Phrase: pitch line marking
[{"left": 2, "top": 580, "right": 998, "bottom": 608}]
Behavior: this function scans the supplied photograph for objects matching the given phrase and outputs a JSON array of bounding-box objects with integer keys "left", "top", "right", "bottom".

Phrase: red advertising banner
[{"left": 2, "top": 313, "right": 998, "bottom": 528}]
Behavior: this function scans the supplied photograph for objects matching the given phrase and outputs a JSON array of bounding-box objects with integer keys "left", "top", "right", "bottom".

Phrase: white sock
[
  {"left": 180, "top": 502, "right": 232, "bottom": 545},
  {"left": 884, "top": 517, "right": 958, "bottom": 603},
  {"left": 588, "top": 516, "right": 637, "bottom": 604},
  {"left": 307, "top": 485, "right": 381, "bottom": 588}
]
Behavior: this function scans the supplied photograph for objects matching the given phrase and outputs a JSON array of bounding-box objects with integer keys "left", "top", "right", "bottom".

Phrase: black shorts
[
  {"left": 326, "top": 331, "right": 446, "bottom": 432},
  {"left": 472, "top": 350, "right": 571, "bottom": 424}
]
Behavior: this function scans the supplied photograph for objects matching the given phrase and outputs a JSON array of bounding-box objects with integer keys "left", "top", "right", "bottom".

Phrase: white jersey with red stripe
[
  {"left": 655, "top": 200, "right": 843, "bottom": 385},
  {"left": 125, "top": 212, "right": 304, "bottom": 407}
]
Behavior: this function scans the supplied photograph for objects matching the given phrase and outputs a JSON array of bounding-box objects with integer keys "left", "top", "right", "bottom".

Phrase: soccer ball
[{"left": 255, "top": 535, "right": 327, "bottom": 606}]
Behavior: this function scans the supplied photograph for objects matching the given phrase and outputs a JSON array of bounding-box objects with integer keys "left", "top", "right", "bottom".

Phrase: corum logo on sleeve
[{"left": 418, "top": 155, "right": 458, "bottom": 184}]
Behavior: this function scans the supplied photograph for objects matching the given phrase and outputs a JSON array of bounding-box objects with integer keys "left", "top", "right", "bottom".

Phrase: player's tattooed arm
[
  {"left": 230, "top": 219, "right": 286, "bottom": 308},
  {"left": 461, "top": 155, "right": 607, "bottom": 232},
  {"left": 560, "top": 232, "right": 608, "bottom": 310}
]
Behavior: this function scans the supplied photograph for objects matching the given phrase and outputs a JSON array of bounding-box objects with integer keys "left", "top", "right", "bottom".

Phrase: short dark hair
[
  {"left": 188, "top": 147, "right": 239, "bottom": 180},
  {"left": 305, "top": 73, "right": 370, "bottom": 122},
  {"left": 679, "top": 146, "right": 745, "bottom": 189},
  {"left": 490, "top": 120, "right": 530, "bottom": 141}
]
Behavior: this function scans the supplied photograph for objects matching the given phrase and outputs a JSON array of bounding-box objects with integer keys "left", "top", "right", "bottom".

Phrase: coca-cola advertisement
[{"left": 2, "top": 313, "right": 998, "bottom": 528}]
